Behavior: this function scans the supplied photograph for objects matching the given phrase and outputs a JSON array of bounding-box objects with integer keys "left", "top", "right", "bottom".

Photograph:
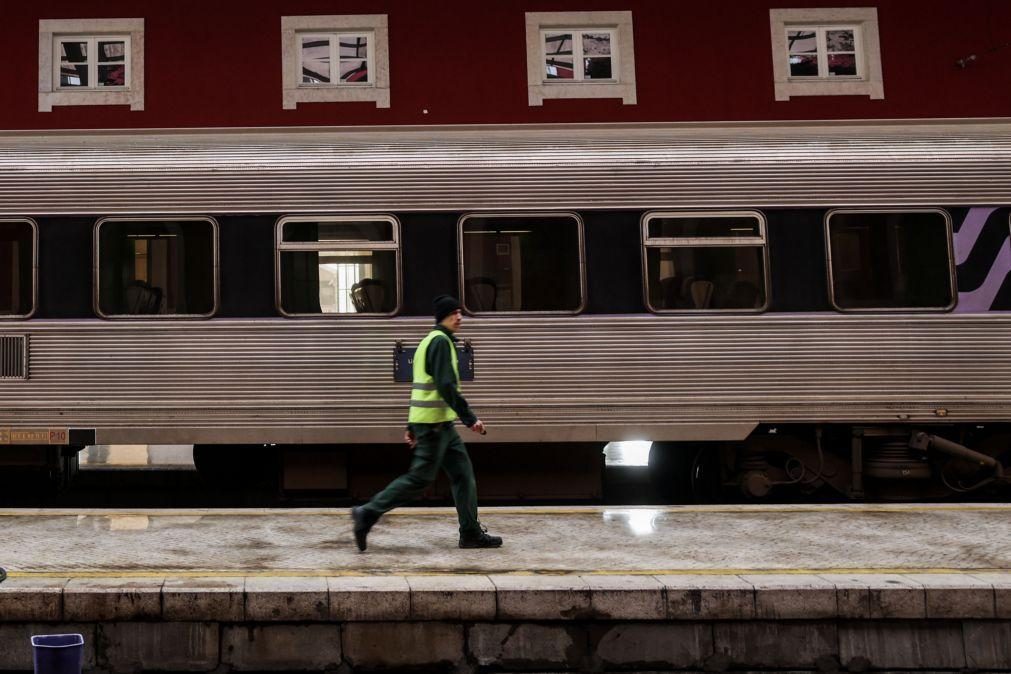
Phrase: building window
[
  {"left": 825, "top": 210, "right": 955, "bottom": 311},
  {"left": 300, "top": 33, "right": 371, "bottom": 85},
  {"left": 525, "top": 11, "right": 636, "bottom": 106},
  {"left": 786, "top": 26, "right": 859, "bottom": 78},
  {"left": 0, "top": 219, "right": 37, "bottom": 319},
  {"left": 281, "top": 15, "right": 390, "bottom": 109},
  {"left": 459, "top": 213, "right": 585, "bottom": 314},
  {"left": 769, "top": 8, "right": 883, "bottom": 101},
  {"left": 95, "top": 217, "right": 218, "bottom": 318},
  {"left": 56, "top": 36, "right": 130, "bottom": 89},
  {"left": 642, "top": 212, "right": 769, "bottom": 312},
  {"left": 544, "top": 29, "right": 615, "bottom": 81},
  {"left": 276, "top": 215, "right": 401, "bottom": 316},
  {"left": 38, "top": 19, "right": 144, "bottom": 111}
]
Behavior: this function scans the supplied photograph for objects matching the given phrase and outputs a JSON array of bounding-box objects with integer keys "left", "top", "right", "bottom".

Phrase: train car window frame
[
  {"left": 0, "top": 218, "right": 39, "bottom": 320},
  {"left": 93, "top": 216, "right": 220, "bottom": 320},
  {"left": 275, "top": 214, "right": 402, "bottom": 318},
  {"left": 457, "top": 212, "right": 587, "bottom": 316},
  {"left": 281, "top": 15, "right": 390, "bottom": 110},
  {"left": 824, "top": 208, "right": 956, "bottom": 313},
  {"left": 640, "top": 210, "right": 771, "bottom": 314},
  {"left": 524, "top": 11, "right": 636, "bottom": 106},
  {"left": 38, "top": 18, "right": 145, "bottom": 112}
]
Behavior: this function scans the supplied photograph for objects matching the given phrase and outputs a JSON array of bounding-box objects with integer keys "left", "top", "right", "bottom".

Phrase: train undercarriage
[
  {"left": 649, "top": 424, "right": 1011, "bottom": 503},
  {"left": 2, "top": 424, "right": 1008, "bottom": 503}
]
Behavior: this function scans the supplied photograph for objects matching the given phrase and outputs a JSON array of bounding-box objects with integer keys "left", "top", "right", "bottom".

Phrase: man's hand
[
  {"left": 404, "top": 429, "right": 417, "bottom": 448},
  {"left": 469, "top": 419, "right": 487, "bottom": 435}
]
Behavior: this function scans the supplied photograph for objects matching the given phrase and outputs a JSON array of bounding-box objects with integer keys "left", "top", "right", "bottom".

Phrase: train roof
[{"left": 1, "top": 119, "right": 1010, "bottom": 214}]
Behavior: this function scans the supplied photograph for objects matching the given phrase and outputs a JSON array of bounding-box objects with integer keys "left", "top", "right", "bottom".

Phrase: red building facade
[{"left": 3, "top": 0, "right": 1010, "bottom": 131}]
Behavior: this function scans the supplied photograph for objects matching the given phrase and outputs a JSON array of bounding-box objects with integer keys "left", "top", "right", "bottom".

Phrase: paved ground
[{"left": 2, "top": 504, "right": 1009, "bottom": 577}]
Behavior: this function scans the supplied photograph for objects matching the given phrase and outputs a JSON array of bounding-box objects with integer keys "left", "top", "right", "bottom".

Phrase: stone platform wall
[{"left": 0, "top": 574, "right": 1008, "bottom": 671}]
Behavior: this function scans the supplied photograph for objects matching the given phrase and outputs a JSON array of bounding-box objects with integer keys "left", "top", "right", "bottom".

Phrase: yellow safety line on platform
[
  {"left": 0, "top": 504, "right": 1009, "bottom": 517},
  {"left": 6, "top": 567, "right": 1010, "bottom": 579}
]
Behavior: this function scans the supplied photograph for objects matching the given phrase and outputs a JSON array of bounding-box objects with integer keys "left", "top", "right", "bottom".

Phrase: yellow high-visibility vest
[{"left": 407, "top": 329, "right": 460, "bottom": 424}]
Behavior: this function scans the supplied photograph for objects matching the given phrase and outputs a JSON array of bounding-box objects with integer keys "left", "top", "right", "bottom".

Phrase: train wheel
[{"left": 649, "top": 442, "right": 723, "bottom": 504}]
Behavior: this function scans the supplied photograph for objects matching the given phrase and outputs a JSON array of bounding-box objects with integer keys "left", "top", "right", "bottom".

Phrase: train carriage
[{"left": 1, "top": 120, "right": 1010, "bottom": 501}]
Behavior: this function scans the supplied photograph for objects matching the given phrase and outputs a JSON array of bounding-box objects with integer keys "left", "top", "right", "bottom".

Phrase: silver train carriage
[{"left": 1, "top": 120, "right": 1010, "bottom": 501}]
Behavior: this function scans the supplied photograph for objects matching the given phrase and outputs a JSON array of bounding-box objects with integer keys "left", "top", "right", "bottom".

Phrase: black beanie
[{"left": 433, "top": 295, "right": 461, "bottom": 323}]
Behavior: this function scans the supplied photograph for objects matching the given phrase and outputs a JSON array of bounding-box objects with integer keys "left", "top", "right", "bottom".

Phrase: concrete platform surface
[
  {"left": 1, "top": 503, "right": 1008, "bottom": 577},
  {"left": 2, "top": 505, "right": 1009, "bottom": 671}
]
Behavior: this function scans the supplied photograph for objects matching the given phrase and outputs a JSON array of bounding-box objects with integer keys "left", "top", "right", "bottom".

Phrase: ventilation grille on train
[{"left": 0, "top": 335, "right": 28, "bottom": 380}]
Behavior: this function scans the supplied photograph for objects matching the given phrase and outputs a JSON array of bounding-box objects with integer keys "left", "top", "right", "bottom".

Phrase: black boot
[
  {"left": 351, "top": 506, "right": 378, "bottom": 551},
  {"left": 459, "top": 524, "right": 503, "bottom": 549}
]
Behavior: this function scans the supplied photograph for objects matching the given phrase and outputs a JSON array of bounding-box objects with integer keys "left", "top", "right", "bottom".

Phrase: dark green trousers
[{"left": 362, "top": 422, "right": 480, "bottom": 535}]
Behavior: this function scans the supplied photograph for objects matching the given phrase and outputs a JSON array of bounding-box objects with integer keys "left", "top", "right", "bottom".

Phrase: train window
[
  {"left": 95, "top": 217, "right": 218, "bottom": 318},
  {"left": 459, "top": 213, "right": 585, "bottom": 314},
  {"left": 642, "top": 211, "right": 769, "bottom": 312},
  {"left": 0, "top": 219, "right": 37, "bottom": 319},
  {"left": 826, "top": 210, "right": 955, "bottom": 311},
  {"left": 276, "top": 215, "right": 400, "bottom": 316}
]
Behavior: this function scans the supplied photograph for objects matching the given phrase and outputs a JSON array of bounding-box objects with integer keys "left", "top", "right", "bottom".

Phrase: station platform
[{"left": 1, "top": 503, "right": 1009, "bottom": 672}]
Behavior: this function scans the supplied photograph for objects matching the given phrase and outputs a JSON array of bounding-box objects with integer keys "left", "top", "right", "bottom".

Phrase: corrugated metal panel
[
  {"left": 1, "top": 315, "right": 1010, "bottom": 436},
  {"left": 0, "top": 335, "right": 27, "bottom": 380},
  {"left": 2, "top": 122, "right": 1011, "bottom": 213}
]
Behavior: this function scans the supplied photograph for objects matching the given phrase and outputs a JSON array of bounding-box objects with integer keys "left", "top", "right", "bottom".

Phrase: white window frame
[
  {"left": 38, "top": 18, "right": 144, "bottom": 112},
  {"left": 274, "top": 214, "right": 402, "bottom": 318},
  {"left": 640, "top": 210, "right": 771, "bottom": 314},
  {"left": 769, "top": 8, "right": 883, "bottom": 101},
  {"left": 281, "top": 15, "right": 390, "bottom": 109},
  {"left": 298, "top": 32, "right": 373, "bottom": 87},
  {"left": 785, "top": 24, "right": 862, "bottom": 79},
  {"left": 54, "top": 35, "right": 131, "bottom": 91},
  {"left": 541, "top": 28, "right": 618, "bottom": 82},
  {"left": 525, "top": 11, "right": 636, "bottom": 106}
]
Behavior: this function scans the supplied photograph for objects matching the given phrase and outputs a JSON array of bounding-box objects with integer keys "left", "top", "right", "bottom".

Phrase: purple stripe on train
[{"left": 953, "top": 207, "right": 1010, "bottom": 312}]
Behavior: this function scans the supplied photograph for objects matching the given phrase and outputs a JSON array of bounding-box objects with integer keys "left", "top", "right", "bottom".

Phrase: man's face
[{"left": 440, "top": 308, "right": 463, "bottom": 333}]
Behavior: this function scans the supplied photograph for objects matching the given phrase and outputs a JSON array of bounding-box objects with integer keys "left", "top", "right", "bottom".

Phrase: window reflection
[
  {"left": 302, "top": 36, "right": 331, "bottom": 83},
  {"left": 300, "top": 33, "right": 370, "bottom": 85},
  {"left": 545, "top": 30, "right": 615, "bottom": 80},
  {"left": 60, "top": 41, "right": 88, "bottom": 87},
  {"left": 58, "top": 37, "right": 128, "bottom": 88},
  {"left": 787, "top": 26, "right": 860, "bottom": 78},
  {"left": 827, "top": 211, "right": 953, "bottom": 309},
  {"left": 0, "top": 220, "right": 34, "bottom": 316},
  {"left": 97, "top": 219, "right": 216, "bottom": 316},
  {"left": 461, "top": 215, "right": 583, "bottom": 313}
]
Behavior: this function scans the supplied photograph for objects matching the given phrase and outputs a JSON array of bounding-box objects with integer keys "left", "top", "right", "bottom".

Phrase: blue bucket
[{"left": 31, "top": 634, "right": 83, "bottom": 674}]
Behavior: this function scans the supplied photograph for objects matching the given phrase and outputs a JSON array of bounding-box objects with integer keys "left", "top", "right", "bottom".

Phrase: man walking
[{"left": 351, "top": 295, "right": 503, "bottom": 551}]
